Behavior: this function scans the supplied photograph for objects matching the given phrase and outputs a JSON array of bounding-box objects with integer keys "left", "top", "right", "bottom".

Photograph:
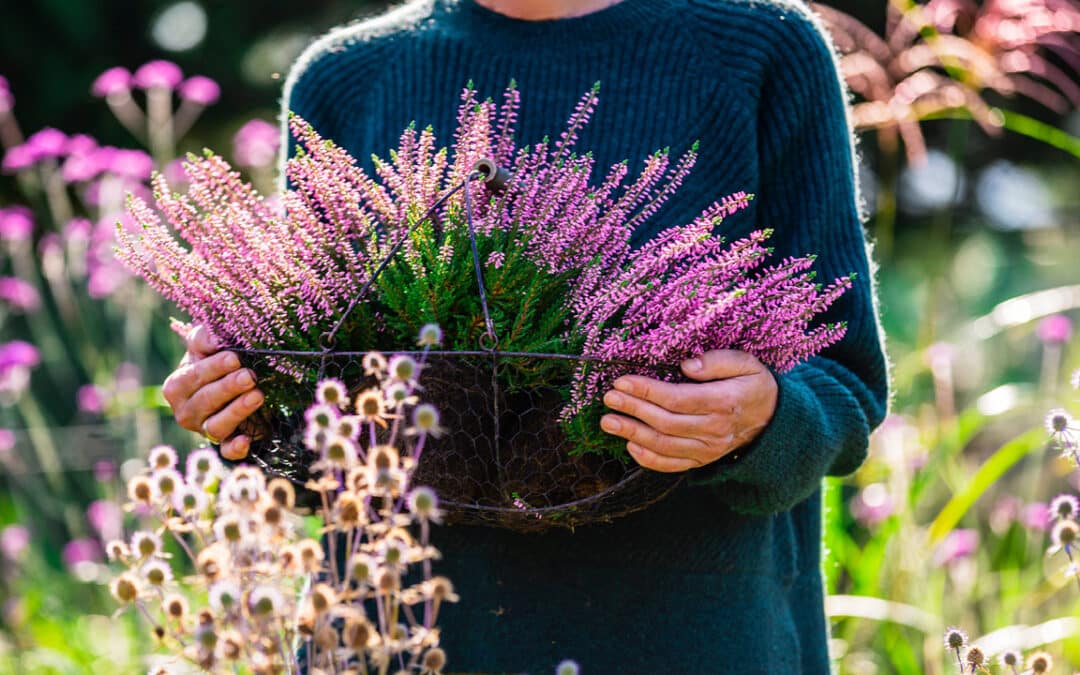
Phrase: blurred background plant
[{"left": 0, "top": 0, "right": 1077, "bottom": 672}]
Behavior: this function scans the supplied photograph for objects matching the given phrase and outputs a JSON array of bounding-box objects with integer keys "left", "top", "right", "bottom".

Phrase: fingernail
[
  {"left": 236, "top": 370, "right": 255, "bottom": 387},
  {"left": 684, "top": 358, "right": 703, "bottom": 373},
  {"left": 613, "top": 378, "right": 632, "bottom": 394},
  {"left": 225, "top": 353, "right": 240, "bottom": 369},
  {"left": 601, "top": 416, "right": 621, "bottom": 433},
  {"left": 604, "top": 391, "right": 624, "bottom": 407},
  {"left": 243, "top": 391, "right": 263, "bottom": 407}
]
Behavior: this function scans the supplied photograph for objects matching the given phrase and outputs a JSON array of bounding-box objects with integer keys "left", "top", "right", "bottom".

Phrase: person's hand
[
  {"left": 162, "top": 325, "right": 264, "bottom": 460},
  {"left": 600, "top": 349, "right": 778, "bottom": 472}
]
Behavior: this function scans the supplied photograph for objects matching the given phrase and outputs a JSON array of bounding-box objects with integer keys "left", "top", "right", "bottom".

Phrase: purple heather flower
[
  {"left": 1050, "top": 493, "right": 1080, "bottom": 521},
  {"left": 77, "top": 384, "right": 105, "bottom": 414},
  {"left": 934, "top": 528, "right": 979, "bottom": 566},
  {"left": 0, "top": 525, "right": 29, "bottom": 561},
  {"left": 93, "top": 459, "right": 116, "bottom": 483},
  {"left": 108, "top": 149, "right": 153, "bottom": 180},
  {"left": 91, "top": 67, "right": 132, "bottom": 97},
  {"left": 179, "top": 75, "right": 220, "bottom": 105},
  {"left": 0, "top": 341, "right": 40, "bottom": 371},
  {"left": 62, "top": 537, "right": 102, "bottom": 569},
  {"left": 1023, "top": 502, "right": 1051, "bottom": 532},
  {"left": 1, "top": 144, "right": 37, "bottom": 173},
  {"left": 1037, "top": 314, "right": 1073, "bottom": 344},
  {"left": 132, "top": 60, "right": 183, "bottom": 90},
  {"left": 86, "top": 499, "right": 123, "bottom": 540},
  {"left": 0, "top": 206, "right": 33, "bottom": 242},
  {"left": 25, "top": 128, "right": 67, "bottom": 158},
  {"left": 232, "top": 118, "right": 280, "bottom": 168},
  {"left": 0, "top": 277, "right": 40, "bottom": 312}
]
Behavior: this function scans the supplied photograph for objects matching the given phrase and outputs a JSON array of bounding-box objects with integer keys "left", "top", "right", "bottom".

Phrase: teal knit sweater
[{"left": 281, "top": 0, "right": 889, "bottom": 671}]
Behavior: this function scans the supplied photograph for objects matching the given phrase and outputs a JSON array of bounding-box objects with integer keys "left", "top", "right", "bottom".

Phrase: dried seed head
[
  {"left": 305, "top": 403, "right": 339, "bottom": 430},
  {"left": 556, "top": 660, "right": 581, "bottom": 675},
  {"left": 417, "top": 323, "right": 443, "bottom": 347},
  {"left": 164, "top": 593, "right": 189, "bottom": 620},
  {"left": 408, "top": 486, "right": 440, "bottom": 519},
  {"left": 261, "top": 503, "right": 284, "bottom": 528},
  {"left": 279, "top": 545, "right": 299, "bottom": 574},
  {"left": 1052, "top": 519, "right": 1079, "bottom": 548},
  {"left": 267, "top": 478, "right": 296, "bottom": 508},
  {"left": 148, "top": 445, "right": 178, "bottom": 469},
  {"left": 409, "top": 404, "right": 444, "bottom": 437},
  {"left": 428, "top": 576, "right": 457, "bottom": 602},
  {"left": 141, "top": 559, "right": 173, "bottom": 587},
  {"left": 362, "top": 351, "right": 387, "bottom": 376},
  {"left": 296, "top": 606, "right": 316, "bottom": 637},
  {"left": 323, "top": 433, "right": 358, "bottom": 468},
  {"left": 369, "top": 445, "right": 399, "bottom": 472},
  {"left": 248, "top": 585, "right": 284, "bottom": 617},
  {"left": 1046, "top": 409, "right": 1073, "bottom": 434},
  {"left": 195, "top": 621, "right": 218, "bottom": 650},
  {"left": 377, "top": 569, "right": 399, "bottom": 592},
  {"left": 315, "top": 625, "right": 338, "bottom": 651},
  {"left": 965, "top": 646, "right": 985, "bottom": 667},
  {"left": 343, "top": 617, "right": 375, "bottom": 650},
  {"left": 385, "top": 381, "right": 412, "bottom": 406},
  {"left": 388, "top": 355, "right": 418, "bottom": 382},
  {"left": 172, "top": 486, "right": 208, "bottom": 515},
  {"left": 309, "top": 583, "right": 338, "bottom": 614},
  {"left": 349, "top": 554, "right": 375, "bottom": 584},
  {"left": 220, "top": 630, "right": 244, "bottom": 660},
  {"left": 297, "top": 539, "right": 325, "bottom": 572},
  {"left": 105, "top": 539, "right": 130, "bottom": 562},
  {"left": 355, "top": 388, "right": 385, "bottom": 421},
  {"left": 1050, "top": 493, "right": 1080, "bottom": 522},
  {"left": 131, "top": 531, "right": 163, "bottom": 559},
  {"left": 209, "top": 580, "right": 241, "bottom": 612},
  {"left": 336, "top": 414, "right": 361, "bottom": 440},
  {"left": 152, "top": 468, "right": 182, "bottom": 497},
  {"left": 337, "top": 492, "right": 363, "bottom": 527},
  {"left": 153, "top": 625, "right": 166, "bottom": 641},
  {"left": 421, "top": 647, "right": 447, "bottom": 672},
  {"left": 127, "top": 476, "right": 157, "bottom": 506},
  {"left": 197, "top": 544, "right": 229, "bottom": 581},
  {"left": 1027, "top": 651, "right": 1053, "bottom": 673},
  {"left": 316, "top": 378, "right": 347, "bottom": 407},
  {"left": 944, "top": 626, "right": 968, "bottom": 651},
  {"left": 999, "top": 650, "right": 1021, "bottom": 667},
  {"left": 110, "top": 572, "right": 139, "bottom": 604},
  {"left": 214, "top": 514, "right": 244, "bottom": 543}
]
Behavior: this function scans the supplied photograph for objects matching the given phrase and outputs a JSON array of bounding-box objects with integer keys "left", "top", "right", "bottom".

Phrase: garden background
[{"left": 1, "top": 0, "right": 1078, "bottom": 672}]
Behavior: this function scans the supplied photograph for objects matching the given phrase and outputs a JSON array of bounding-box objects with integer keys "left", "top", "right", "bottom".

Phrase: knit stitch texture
[{"left": 281, "top": 0, "right": 890, "bottom": 671}]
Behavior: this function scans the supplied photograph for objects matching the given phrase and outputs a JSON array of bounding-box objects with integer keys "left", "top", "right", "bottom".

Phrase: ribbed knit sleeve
[{"left": 686, "top": 2, "right": 889, "bottom": 515}]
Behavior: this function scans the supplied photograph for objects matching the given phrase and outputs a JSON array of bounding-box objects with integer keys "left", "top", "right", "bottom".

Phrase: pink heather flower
[
  {"left": 62, "top": 153, "right": 103, "bottom": 183},
  {"left": 0, "top": 341, "right": 40, "bottom": 371},
  {"left": 62, "top": 537, "right": 103, "bottom": 569},
  {"left": 25, "top": 128, "right": 68, "bottom": 158},
  {"left": 132, "top": 60, "right": 183, "bottom": 90},
  {"left": 77, "top": 384, "right": 106, "bottom": 414},
  {"left": 1037, "top": 314, "right": 1073, "bottom": 344},
  {"left": 86, "top": 499, "right": 123, "bottom": 539},
  {"left": 179, "top": 76, "right": 220, "bottom": 105},
  {"left": 163, "top": 158, "right": 190, "bottom": 187},
  {"left": 850, "top": 483, "right": 894, "bottom": 526},
  {"left": 0, "top": 206, "right": 33, "bottom": 242},
  {"left": 64, "top": 134, "right": 97, "bottom": 156},
  {"left": 108, "top": 149, "right": 154, "bottom": 180},
  {"left": 0, "top": 525, "right": 30, "bottom": 561},
  {"left": 934, "top": 528, "right": 979, "bottom": 566},
  {"left": 2, "top": 144, "right": 38, "bottom": 173},
  {"left": 0, "top": 277, "right": 40, "bottom": 312},
  {"left": 1023, "top": 502, "right": 1051, "bottom": 532},
  {"left": 93, "top": 459, "right": 116, "bottom": 483},
  {"left": 91, "top": 67, "right": 132, "bottom": 97},
  {"left": 232, "top": 118, "right": 280, "bottom": 168}
]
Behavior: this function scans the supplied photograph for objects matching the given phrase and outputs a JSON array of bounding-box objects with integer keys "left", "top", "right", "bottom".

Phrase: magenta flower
[
  {"left": 934, "top": 528, "right": 979, "bottom": 565},
  {"left": 179, "top": 75, "right": 220, "bottom": 105},
  {"left": 1037, "top": 314, "right": 1073, "bottom": 344},
  {"left": 0, "top": 75, "right": 13, "bottom": 113},
  {"left": 1, "top": 144, "right": 37, "bottom": 173},
  {"left": 108, "top": 149, "right": 154, "bottom": 180},
  {"left": 86, "top": 500, "right": 123, "bottom": 540},
  {"left": 1023, "top": 501, "right": 1051, "bottom": 532},
  {"left": 132, "top": 60, "right": 183, "bottom": 90},
  {"left": 232, "top": 118, "right": 280, "bottom": 168},
  {"left": 62, "top": 152, "right": 103, "bottom": 183},
  {"left": 62, "top": 537, "right": 103, "bottom": 569},
  {"left": 0, "top": 429, "right": 13, "bottom": 452},
  {"left": 0, "top": 277, "right": 41, "bottom": 312},
  {"left": 0, "top": 341, "right": 40, "bottom": 371},
  {"left": 91, "top": 67, "right": 132, "bottom": 98},
  {"left": 0, "top": 206, "right": 33, "bottom": 242},
  {"left": 850, "top": 483, "right": 895, "bottom": 526},
  {"left": 77, "top": 384, "right": 106, "bottom": 414},
  {"left": 93, "top": 459, "right": 116, "bottom": 483},
  {"left": 64, "top": 134, "right": 97, "bottom": 156},
  {"left": 0, "top": 525, "right": 29, "bottom": 562},
  {"left": 25, "top": 128, "right": 68, "bottom": 158},
  {"left": 163, "top": 158, "right": 190, "bottom": 187}
]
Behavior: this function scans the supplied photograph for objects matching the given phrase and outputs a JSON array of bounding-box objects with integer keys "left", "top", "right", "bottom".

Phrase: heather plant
[
  {"left": 106, "top": 339, "right": 456, "bottom": 674},
  {"left": 116, "top": 81, "right": 851, "bottom": 459}
]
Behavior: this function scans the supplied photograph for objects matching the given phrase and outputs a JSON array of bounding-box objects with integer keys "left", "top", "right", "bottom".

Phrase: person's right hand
[{"left": 162, "top": 325, "right": 264, "bottom": 460}]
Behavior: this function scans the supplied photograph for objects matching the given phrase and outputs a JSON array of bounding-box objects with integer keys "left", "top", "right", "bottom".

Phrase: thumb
[
  {"left": 680, "top": 349, "right": 762, "bottom": 381},
  {"left": 186, "top": 324, "right": 221, "bottom": 358}
]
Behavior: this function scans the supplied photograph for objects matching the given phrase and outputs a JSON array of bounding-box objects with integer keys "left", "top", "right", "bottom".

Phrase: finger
[
  {"left": 219, "top": 435, "right": 250, "bottom": 461},
  {"left": 603, "top": 389, "right": 709, "bottom": 437},
  {"left": 612, "top": 375, "right": 718, "bottom": 415},
  {"left": 599, "top": 413, "right": 708, "bottom": 462},
  {"left": 681, "top": 349, "right": 763, "bottom": 381},
  {"left": 202, "top": 389, "right": 264, "bottom": 443},
  {"left": 626, "top": 442, "right": 701, "bottom": 473},
  {"left": 185, "top": 324, "right": 222, "bottom": 358},
  {"left": 163, "top": 351, "right": 244, "bottom": 415}
]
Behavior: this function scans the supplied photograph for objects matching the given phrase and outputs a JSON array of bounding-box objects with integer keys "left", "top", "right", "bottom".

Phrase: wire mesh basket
[{"left": 231, "top": 159, "right": 685, "bottom": 532}]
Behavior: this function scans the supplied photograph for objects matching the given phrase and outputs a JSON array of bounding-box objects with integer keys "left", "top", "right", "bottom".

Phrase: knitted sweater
[{"left": 281, "top": 0, "right": 889, "bottom": 672}]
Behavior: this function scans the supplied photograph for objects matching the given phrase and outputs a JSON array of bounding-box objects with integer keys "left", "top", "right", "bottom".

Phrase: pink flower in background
[
  {"left": 0, "top": 206, "right": 33, "bottom": 242},
  {"left": 0, "top": 75, "right": 13, "bottom": 113},
  {"left": 86, "top": 500, "right": 123, "bottom": 541},
  {"left": 108, "top": 149, "right": 154, "bottom": 181},
  {"left": 0, "top": 341, "right": 40, "bottom": 371},
  {"left": 934, "top": 528, "right": 979, "bottom": 566},
  {"left": 990, "top": 495, "right": 1023, "bottom": 534},
  {"left": 850, "top": 483, "right": 895, "bottom": 526},
  {"left": 93, "top": 459, "right": 116, "bottom": 483},
  {"left": 232, "top": 118, "right": 280, "bottom": 168},
  {"left": 0, "top": 277, "right": 40, "bottom": 312},
  {"left": 62, "top": 537, "right": 103, "bottom": 569},
  {"left": 1, "top": 144, "right": 36, "bottom": 173},
  {"left": 0, "top": 525, "right": 29, "bottom": 562},
  {"left": 91, "top": 67, "right": 132, "bottom": 98},
  {"left": 0, "top": 429, "right": 14, "bottom": 452},
  {"left": 179, "top": 76, "right": 220, "bottom": 105},
  {"left": 132, "top": 60, "right": 183, "bottom": 90},
  {"left": 25, "top": 128, "right": 67, "bottom": 158},
  {"left": 64, "top": 134, "right": 97, "bottom": 156},
  {"left": 1037, "top": 314, "right": 1073, "bottom": 344},
  {"left": 163, "top": 158, "right": 190, "bottom": 188},
  {"left": 77, "top": 384, "right": 105, "bottom": 414},
  {"left": 1023, "top": 501, "right": 1051, "bottom": 531}
]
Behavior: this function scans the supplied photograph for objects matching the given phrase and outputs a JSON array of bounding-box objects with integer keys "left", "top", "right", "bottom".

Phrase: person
[{"left": 162, "top": 0, "right": 890, "bottom": 671}]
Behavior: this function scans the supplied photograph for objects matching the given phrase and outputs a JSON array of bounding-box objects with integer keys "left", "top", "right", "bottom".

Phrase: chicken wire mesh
[{"left": 228, "top": 159, "right": 684, "bottom": 532}]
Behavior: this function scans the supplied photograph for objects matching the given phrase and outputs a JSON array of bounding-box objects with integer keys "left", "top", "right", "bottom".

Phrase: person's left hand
[{"left": 600, "top": 350, "right": 779, "bottom": 472}]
